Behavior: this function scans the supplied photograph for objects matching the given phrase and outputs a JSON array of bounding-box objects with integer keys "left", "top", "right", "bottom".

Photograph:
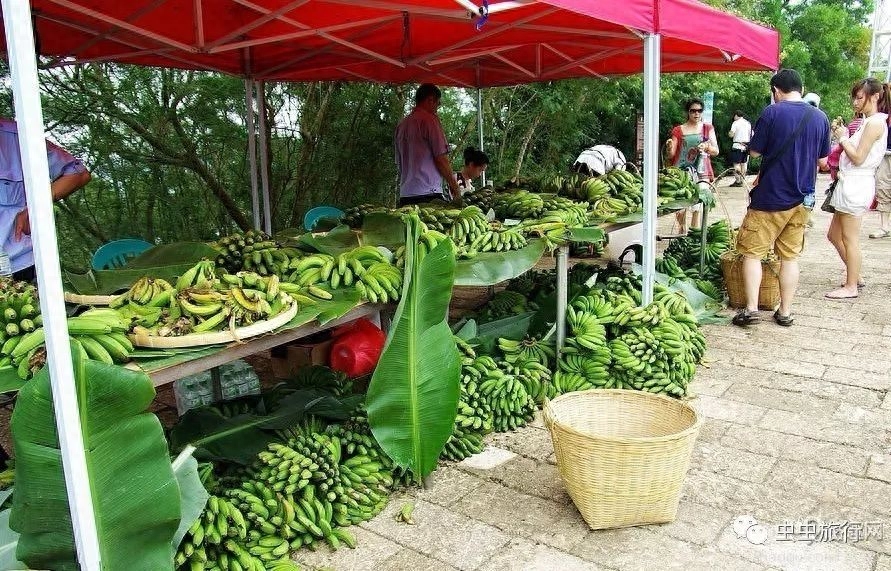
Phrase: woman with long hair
[{"left": 825, "top": 78, "right": 891, "bottom": 299}]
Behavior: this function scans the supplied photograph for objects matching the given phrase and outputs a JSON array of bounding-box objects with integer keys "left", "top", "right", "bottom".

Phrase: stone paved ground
[{"left": 296, "top": 174, "right": 891, "bottom": 571}]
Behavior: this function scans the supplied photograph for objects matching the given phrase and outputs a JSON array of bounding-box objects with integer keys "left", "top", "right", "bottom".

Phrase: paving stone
[
  {"left": 485, "top": 425, "right": 554, "bottom": 461},
  {"left": 294, "top": 527, "right": 402, "bottom": 571},
  {"left": 713, "top": 524, "right": 876, "bottom": 571},
  {"left": 686, "top": 374, "right": 733, "bottom": 397},
  {"left": 569, "top": 526, "right": 764, "bottom": 571},
  {"left": 729, "top": 353, "right": 827, "bottom": 379},
  {"left": 477, "top": 537, "right": 610, "bottom": 571},
  {"left": 413, "top": 464, "right": 486, "bottom": 507},
  {"left": 877, "top": 554, "right": 891, "bottom": 570},
  {"left": 834, "top": 403, "right": 890, "bottom": 428},
  {"left": 758, "top": 409, "right": 887, "bottom": 452},
  {"left": 867, "top": 454, "right": 891, "bottom": 484},
  {"left": 794, "top": 314, "right": 885, "bottom": 335},
  {"left": 452, "top": 481, "right": 591, "bottom": 551},
  {"left": 376, "top": 548, "right": 459, "bottom": 571},
  {"left": 693, "top": 362, "right": 771, "bottom": 385},
  {"left": 459, "top": 446, "right": 517, "bottom": 470},
  {"left": 696, "top": 418, "right": 733, "bottom": 444},
  {"left": 458, "top": 454, "right": 573, "bottom": 505},
  {"left": 652, "top": 500, "right": 735, "bottom": 546},
  {"left": 721, "top": 383, "right": 839, "bottom": 416},
  {"left": 721, "top": 424, "right": 870, "bottom": 477},
  {"left": 692, "top": 395, "right": 769, "bottom": 425},
  {"left": 766, "top": 460, "right": 891, "bottom": 517},
  {"left": 681, "top": 469, "right": 820, "bottom": 524},
  {"left": 883, "top": 392, "right": 891, "bottom": 410},
  {"left": 690, "top": 441, "right": 777, "bottom": 483},
  {"left": 755, "top": 373, "right": 884, "bottom": 409},
  {"left": 822, "top": 366, "right": 891, "bottom": 391},
  {"left": 359, "top": 498, "right": 511, "bottom": 570}
]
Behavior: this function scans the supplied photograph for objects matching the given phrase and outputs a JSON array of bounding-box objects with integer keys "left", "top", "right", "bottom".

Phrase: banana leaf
[
  {"left": 316, "top": 290, "right": 363, "bottom": 325},
  {"left": 296, "top": 225, "right": 360, "bottom": 256},
  {"left": 453, "top": 238, "right": 547, "bottom": 286},
  {"left": 63, "top": 263, "right": 197, "bottom": 295},
  {"left": 0, "top": 489, "right": 23, "bottom": 571},
  {"left": 568, "top": 227, "right": 605, "bottom": 244},
  {"left": 171, "top": 449, "right": 208, "bottom": 550},
  {"left": 629, "top": 263, "right": 725, "bottom": 322},
  {"left": 472, "top": 312, "right": 535, "bottom": 354},
  {"left": 125, "top": 242, "right": 219, "bottom": 269},
  {"left": 361, "top": 212, "right": 405, "bottom": 249},
  {"left": 9, "top": 352, "right": 181, "bottom": 571},
  {"left": 0, "top": 370, "right": 23, "bottom": 395},
  {"left": 366, "top": 215, "right": 461, "bottom": 481}
]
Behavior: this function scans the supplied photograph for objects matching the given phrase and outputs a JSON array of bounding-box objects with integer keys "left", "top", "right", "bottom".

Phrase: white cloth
[
  {"left": 573, "top": 145, "right": 626, "bottom": 176},
  {"left": 455, "top": 171, "right": 475, "bottom": 195},
  {"left": 831, "top": 113, "right": 889, "bottom": 216},
  {"left": 729, "top": 117, "right": 752, "bottom": 149}
]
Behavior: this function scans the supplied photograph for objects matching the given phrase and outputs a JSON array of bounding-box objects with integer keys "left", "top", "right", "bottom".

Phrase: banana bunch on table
[{"left": 281, "top": 245, "right": 403, "bottom": 304}]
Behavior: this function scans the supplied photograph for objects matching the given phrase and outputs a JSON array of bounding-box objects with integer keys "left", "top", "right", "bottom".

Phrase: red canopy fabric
[{"left": 14, "top": 0, "right": 778, "bottom": 85}]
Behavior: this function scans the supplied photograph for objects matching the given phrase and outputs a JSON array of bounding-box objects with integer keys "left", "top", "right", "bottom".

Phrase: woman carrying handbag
[{"left": 825, "top": 78, "right": 891, "bottom": 299}]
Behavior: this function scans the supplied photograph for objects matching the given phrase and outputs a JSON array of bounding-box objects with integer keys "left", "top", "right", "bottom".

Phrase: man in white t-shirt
[{"left": 728, "top": 110, "right": 752, "bottom": 186}]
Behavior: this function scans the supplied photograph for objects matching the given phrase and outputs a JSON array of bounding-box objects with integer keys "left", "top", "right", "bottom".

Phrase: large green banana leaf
[
  {"left": 63, "top": 263, "right": 198, "bottom": 295},
  {"left": 9, "top": 350, "right": 181, "bottom": 571},
  {"left": 366, "top": 215, "right": 461, "bottom": 481},
  {"left": 171, "top": 450, "right": 209, "bottom": 550},
  {"left": 453, "top": 238, "right": 547, "bottom": 286},
  {"left": 125, "top": 242, "right": 220, "bottom": 269}
]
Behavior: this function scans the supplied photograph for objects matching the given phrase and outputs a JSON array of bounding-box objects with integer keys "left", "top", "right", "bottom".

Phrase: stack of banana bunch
[
  {"left": 538, "top": 173, "right": 584, "bottom": 195},
  {"left": 474, "top": 290, "right": 534, "bottom": 324},
  {"left": 586, "top": 169, "right": 646, "bottom": 220},
  {"left": 514, "top": 216, "right": 569, "bottom": 250},
  {"left": 0, "top": 278, "right": 40, "bottom": 339},
  {"left": 552, "top": 293, "right": 617, "bottom": 393},
  {"left": 465, "top": 224, "right": 527, "bottom": 254},
  {"left": 461, "top": 187, "right": 497, "bottom": 213},
  {"left": 441, "top": 344, "right": 493, "bottom": 461},
  {"left": 658, "top": 166, "right": 699, "bottom": 201},
  {"left": 411, "top": 205, "right": 456, "bottom": 233},
  {"left": 280, "top": 245, "right": 402, "bottom": 305},
  {"left": 212, "top": 230, "right": 270, "bottom": 275},
  {"left": 490, "top": 189, "right": 545, "bottom": 220},
  {"left": 576, "top": 176, "right": 610, "bottom": 202},
  {"left": 497, "top": 335, "right": 555, "bottom": 367},
  {"left": 501, "top": 359, "right": 554, "bottom": 405},
  {"left": 540, "top": 194, "right": 589, "bottom": 227},
  {"left": 241, "top": 242, "right": 306, "bottom": 281},
  {"left": 446, "top": 206, "right": 489, "bottom": 247},
  {"left": 0, "top": 308, "right": 134, "bottom": 380},
  {"left": 475, "top": 355, "right": 537, "bottom": 432}
]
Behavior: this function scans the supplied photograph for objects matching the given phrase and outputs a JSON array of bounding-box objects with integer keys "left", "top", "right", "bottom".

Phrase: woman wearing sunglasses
[{"left": 665, "top": 98, "right": 719, "bottom": 234}]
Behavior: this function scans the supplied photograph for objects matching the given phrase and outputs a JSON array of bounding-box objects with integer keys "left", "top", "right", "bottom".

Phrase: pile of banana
[
  {"left": 413, "top": 205, "right": 458, "bottom": 233},
  {"left": 442, "top": 348, "right": 496, "bottom": 462},
  {"left": 540, "top": 195, "right": 589, "bottom": 227},
  {"left": 465, "top": 355, "right": 537, "bottom": 433},
  {"left": 441, "top": 427, "right": 485, "bottom": 461},
  {"left": 467, "top": 226, "right": 527, "bottom": 254},
  {"left": 663, "top": 219, "right": 734, "bottom": 291},
  {"left": 584, "top": 169, "right": 649, "bottom": 220},
  {"left": 0, "top": 308, "right": 133, "bottom": 380},
  {"left": 658, "top": 166, "right": 700, "bottom": 201},
  {"left": 490, "top": 190, "right": 545, "bottom": 220},
  {"left": 446, "top": 206, "right": 489, "bottom": 246},
  {"left": 502, "top": 359, "right": 554, "bottom": 405},
  {"left": 0, "top": 279, "right": 40, "bottom": 339},
  {"left": 497, "top": 335, "right": 555, "bottom": 367},
  {"left": 280, "top": 245, "right": 402, "bottom": 305},
  {"left": 341, "top": 204, "right": 387, "bottom": 228},
  {"left": 537, "top": 173, "right": 585, "bottom": 195},
  {"left": 474, "top": 290, "right": 534, "bottom": 323}
]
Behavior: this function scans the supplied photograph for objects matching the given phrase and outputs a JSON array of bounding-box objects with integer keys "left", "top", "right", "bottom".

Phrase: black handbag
[{"left": 821, "top": 179, "right": 838, "bottom": 213}]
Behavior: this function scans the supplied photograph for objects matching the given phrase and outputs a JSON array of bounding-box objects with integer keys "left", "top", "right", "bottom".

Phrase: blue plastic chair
[
  {"left": 91, "top": 239, "right": 154, "bottom": 270},
  {"left": 304, "top": 206, "right": 344, "bottom": 231}
]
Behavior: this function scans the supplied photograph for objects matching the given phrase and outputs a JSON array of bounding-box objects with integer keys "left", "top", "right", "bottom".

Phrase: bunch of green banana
[
  {"left": 515, "top": 218, "right": 569, "bottom": 249},
  {"left": 536, "top": 173, "right": 585, "bottom": 196},
  {"left": 176, "top": 259, "right": 219, "bottom": 291},
  {"left": 579, "top": 177, "right": 610, "bottom": 202},
  {"left": 613, "top": 301, "right": 666, "bottom": 328},
  {"left": 109, "top": 277, "right": 176, "bottom": 310},
  {"left": 540, "top": 194, "right": 590, "bottom": 227},
  {"left": 491, "top": 190, "right": 545, "bottom": 220},
  {"left": 497, "top": 335, "right": 555, "bottom": 366},
  {"left": 250, "top": 438, "right": 337, "bottom": 498},
  {"left": 654, "top": 289, "right": 695, "bottom": 318},
  {"left": 175, "top": 495, "right": 249, "bottom": 568},
  {"left": 552, "top": 371, "right": 594, "bottom": 393},
  {"left": 658, "top": 166, "right": 698, "bottom": 201},
  {"left": 411, "top": 205, "right": 457, "bottom": 233},
  {"left": 241, "top": 242, "right": 306, "bottom": 280},
  {"left": 603, "top": 274, "right": 644, "bottom": 305},
  {"left": 474, "top": 290, "right": 533, "bottom": 323},
  {"left": 467, "top": 355, "right": 536, "bottom": 432},
  {"left": 664, "top": 219, "right": 733, "bottom": 289},
  {"left": 440, "top": 427, "right": 485, "bottom": 461},
  {"left": 501, "top": 359, "right": 554, "bottom": 404},
  {"left": 656, "top": 255, "right": 688, "bottom": 280},
  {"left": 454, "top": 335, "right": 477, "bottom": 360},
  {"left": 212, "top": 229, "right": 285, "bottom": 275},
  {"left": 0, "top": 279, "right": 40, "bottom": 342},
  {"left": 342, "top": 204, "right": 388, "bottom": 228},
  {"left": 608, "top": 319, "right": 695, "bottom": 396},
  {"left": 409, "top": 229, "right": 452, "bottom": 267},
  {"left": 447, "top": 206, "right": 490, "bottom": 246},
  {"left": 455, "top": 359, "right": 495, "bottom": 434},
  {"left": 466, "top": 226, "right": 527, "bottom": 254},
  {"left": 556, "top": 349, "right": 611, "bottom": 391},
  {"left": 565, "top": 306, "right": 609, "bottom": 350}
]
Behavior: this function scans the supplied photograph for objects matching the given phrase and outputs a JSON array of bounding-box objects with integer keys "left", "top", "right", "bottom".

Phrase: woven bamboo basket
[
  {"left": 719, "top": 251, "right": 780, "bottom": 310},
  {"left": 543, "top": 390, "right": 700, "bottom": 530}
]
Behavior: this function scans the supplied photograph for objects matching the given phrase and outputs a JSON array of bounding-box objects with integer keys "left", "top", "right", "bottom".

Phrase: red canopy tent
[{"left": 18, "top": 0, "right": 778, "bottom": 86}]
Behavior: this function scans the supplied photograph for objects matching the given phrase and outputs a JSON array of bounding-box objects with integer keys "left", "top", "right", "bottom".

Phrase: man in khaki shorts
[
  {"left": 869, "top": 124, "right": 891, "bottom": 238},
  {"left": 732, "top": 69, "right": 830, "bottom": 327}
]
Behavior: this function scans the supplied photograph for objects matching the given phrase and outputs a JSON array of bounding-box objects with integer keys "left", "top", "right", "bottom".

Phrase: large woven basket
[
  {"left": 720, "top": 251, "right": 780, "bottom": 310},
  {"left": 543, "top": 390, "right": 700, "bottom": 530}
]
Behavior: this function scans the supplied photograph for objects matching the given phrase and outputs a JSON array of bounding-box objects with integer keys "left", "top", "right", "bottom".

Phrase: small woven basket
[
  {"left": 543, "top": 390, "right": 700, "bottom": 530},
  {"left": 720, "top": 251, "right": 780, "bottom": 311}
]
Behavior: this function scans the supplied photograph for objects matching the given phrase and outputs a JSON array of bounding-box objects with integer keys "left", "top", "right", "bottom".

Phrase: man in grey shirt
[{"left": 395, "top": 84, "right": 460, "bottom": 206}]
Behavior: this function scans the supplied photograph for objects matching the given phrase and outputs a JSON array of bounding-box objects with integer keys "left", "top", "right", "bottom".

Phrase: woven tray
[
  {"left": 128, "top": 302, "right": 299, "bottom": 348},
  {"left": 64, "top": 292, "right": 117, "bottom": 306}
]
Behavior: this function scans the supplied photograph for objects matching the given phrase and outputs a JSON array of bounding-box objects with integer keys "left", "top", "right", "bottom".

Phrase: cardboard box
[{"left": 270, "top": 339, "right": 333, "bottom": 380}]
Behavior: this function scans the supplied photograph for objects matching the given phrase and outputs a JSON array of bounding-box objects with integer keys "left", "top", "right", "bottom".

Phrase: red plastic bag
[{"left": 328, "top": 318, "right": 386, "bottom": 377}]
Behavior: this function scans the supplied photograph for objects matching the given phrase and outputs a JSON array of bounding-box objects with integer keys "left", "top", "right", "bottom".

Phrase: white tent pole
[
  {"left": 2, "top": 1, "right": 102, "bottom": 568},
  {"left": 244, "top": 79, "right": 261, "bottom": 229},
  {"left": 641, "top": 33, "right": 660, "bottom": 306},
  {"left": 477, "top": 86, "right": 486, "bottom": 187},
  {"left": 256, "top": 80, "right": 273, "bottom": 235}
]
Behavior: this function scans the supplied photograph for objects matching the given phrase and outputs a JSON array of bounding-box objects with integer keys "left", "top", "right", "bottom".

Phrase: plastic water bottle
[{"left": 0, "top": 248, "right": 12, "bottom": 277}]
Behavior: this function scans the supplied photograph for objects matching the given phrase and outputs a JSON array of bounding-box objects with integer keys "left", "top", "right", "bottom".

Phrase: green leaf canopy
[
  {"left": 367, "top": 215, "right": 462, "bottom": 480},
  {"left": 9, "top": 348, "right": 181, "bottom": 571}
]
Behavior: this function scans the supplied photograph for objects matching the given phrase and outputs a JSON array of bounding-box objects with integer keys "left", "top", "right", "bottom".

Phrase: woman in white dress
[{"left": 826, "top": 78, "right": 891, "bottom": 299}]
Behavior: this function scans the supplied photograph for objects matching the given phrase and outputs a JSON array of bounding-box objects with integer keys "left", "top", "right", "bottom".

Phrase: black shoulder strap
[{"left": 759, "top": 106, "right": 814, "bottom": 176}]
